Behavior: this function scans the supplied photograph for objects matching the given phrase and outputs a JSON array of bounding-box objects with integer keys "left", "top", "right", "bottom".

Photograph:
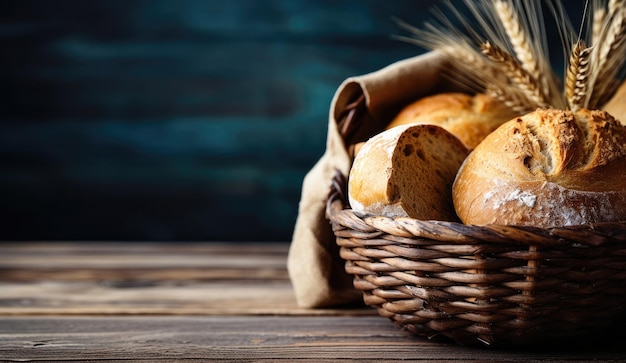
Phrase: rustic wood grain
[
  {"left": 1, "top": 316, "right": 624, "bottom": 362},
  {"left": 0, "top": 242, "right": 289, "bottom": 281},
  {"left": 1, "top": 242, "right": 625, "bottom": 361},
  {"left": 0, "top": 242, "right": 369, "bottom": 316},
  {"left": 0, "top": 280, "right": 374, "bottom": 316}
]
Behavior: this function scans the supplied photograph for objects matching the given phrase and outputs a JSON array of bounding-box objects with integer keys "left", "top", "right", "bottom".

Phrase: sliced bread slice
[{"left": 348, "top": 124, "right": 469, "bottom": 221}]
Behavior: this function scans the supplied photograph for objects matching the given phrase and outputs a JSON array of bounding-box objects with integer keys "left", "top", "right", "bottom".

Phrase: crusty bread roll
[
  {"left": 348, "top": 124, "right": 469, "bottom": 220},
  {"left": 386, "top": 92, "right": 518, "bottom": 149},
  {"left": 453, "top": 108, "right": 626, "bottom": 227}
]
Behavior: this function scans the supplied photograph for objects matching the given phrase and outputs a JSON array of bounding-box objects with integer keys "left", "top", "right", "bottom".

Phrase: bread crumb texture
[{"left": 349, "top": 124, "right": 468, "bottom": 221}]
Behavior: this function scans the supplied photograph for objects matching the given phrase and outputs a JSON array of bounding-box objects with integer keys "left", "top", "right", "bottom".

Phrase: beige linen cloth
[{"left": 288, "top": 50, "right": 461, "bottom": 308}]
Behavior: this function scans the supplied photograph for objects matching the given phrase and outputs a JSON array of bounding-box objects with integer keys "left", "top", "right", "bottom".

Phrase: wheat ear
[
  {"left": 591, "top": 1, "right": 606, "bottom": 46},
  {"left": 486, "top": 85, "right": 537, "bottom": 114},
  {"left": 588, "top": 0, "right": 626, "bottom": 107},
  {"left": 439, "top": 44, "right": 504, "bottom": 89},
  {"left": 481, "top": 41, "right": 550, "bottom": 109},
  {"left": 493, "top": 0, "right": 565, "bottom": 108},
  {"left": 394, "top": 19, "right": 508, "bottom": 94},
  {"left": 566, "top": 40, "right": 593, "bottom": 111},
  {"left": 493, "top": 0, "right": 541, "bottom": 80},
  {"left": 609, "top": 0, "right": 623, "bottom": 15}
]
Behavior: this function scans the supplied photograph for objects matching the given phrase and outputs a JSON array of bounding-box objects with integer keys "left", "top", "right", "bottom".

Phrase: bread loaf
[
  {"left": 453, "top": 108, "right": 626, "bottom": 227},
  {"left": 348, "top": 124, "right": 469, "bottom": 221},
  {"left": 386, "top": 92, "right": 518, "bottom": 149}
]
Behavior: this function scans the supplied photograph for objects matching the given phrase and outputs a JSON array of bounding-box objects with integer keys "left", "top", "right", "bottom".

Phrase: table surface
[{"left": 1, "top": 242, "right": 625, "bottom": 362}]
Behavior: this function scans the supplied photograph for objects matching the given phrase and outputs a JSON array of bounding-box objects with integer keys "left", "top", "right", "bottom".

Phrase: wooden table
[{"left": 1, "top": 242, "right": 625, "bottom": 362}]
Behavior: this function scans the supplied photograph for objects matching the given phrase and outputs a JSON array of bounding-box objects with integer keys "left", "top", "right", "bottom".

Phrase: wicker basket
[{"left": 326, "top": 95, "right": 626, "bottom": 347}]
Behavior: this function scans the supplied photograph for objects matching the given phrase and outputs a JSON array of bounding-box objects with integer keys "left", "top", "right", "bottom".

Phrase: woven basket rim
[{"left": 327, "top": 170, "right": 626, "bottom": 247}]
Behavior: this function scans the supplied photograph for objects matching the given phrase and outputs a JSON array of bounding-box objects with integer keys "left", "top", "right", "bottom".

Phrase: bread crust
[
  {"left": 386, "top": 92, "right": 518, "bottom": 149},
  {"left": 348, "top": 124, "right": 468, "bottom": 221},
  {"left": 453, "top": 108, "right": 626, "bottom": 227}
]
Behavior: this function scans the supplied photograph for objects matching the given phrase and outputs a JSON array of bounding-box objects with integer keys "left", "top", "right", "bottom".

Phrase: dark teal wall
[
  {"left": 1, "top": 0, "right": 585, "bottom": 242},
  {"left": 1, "top": 0, "right": 437, "bottom": 241}
]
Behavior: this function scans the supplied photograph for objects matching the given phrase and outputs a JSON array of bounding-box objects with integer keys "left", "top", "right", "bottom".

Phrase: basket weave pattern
[{"left": 326, "top": 96, "right": 626, "bottom": 346}]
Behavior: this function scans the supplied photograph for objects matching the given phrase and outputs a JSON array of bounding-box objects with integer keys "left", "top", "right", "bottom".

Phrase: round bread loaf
[
  {"left": 348, "top": 124, "right": 469, "bottom": 221},
  {"left": 453, "top": 108, "right": 626, "bottom": 227},
  {"left": 386, "top": 92, "right": 518, "bottom": 149}
]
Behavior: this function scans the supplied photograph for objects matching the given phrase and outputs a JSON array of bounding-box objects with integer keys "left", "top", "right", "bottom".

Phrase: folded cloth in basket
[{"left": 287, "top": 51, "right": 458, "bottom": 308}]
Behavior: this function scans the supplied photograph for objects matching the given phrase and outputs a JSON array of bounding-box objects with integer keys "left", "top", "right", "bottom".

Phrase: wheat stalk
[
  {"left": 439, "top": 44, "right": 504, "bottom": 90},
  {"left": 493, "top": 0, "right": 566, "bottom": 108},
  {"left": 588, "top": 0, "right": 626, "bottom": 107},
  {"left": 609, "top": 0, "right": 623, "bottom": 15},
  {"left": 566, "top": 40, "right": 593, "bottom": 111},
  {"left": 595, "top": 0, "right": 625, "bottom": 73},
  {"left": 486, "top": 85, "right": 536, "bottom": 114},
  {"left": 493, "top": 0, "right": 541, "bottom": 82},
  {"left": 481, "top": 41, "right": 550, "bottom": 109},
  {"left": 397, "top": 0, "right": 626, "bottom": 113},
  {"left": 591, "top": 2, "right": 606, "bottom": 46},
  {"left": 394, "top": 18, "right": 508, "bottom": 93}
]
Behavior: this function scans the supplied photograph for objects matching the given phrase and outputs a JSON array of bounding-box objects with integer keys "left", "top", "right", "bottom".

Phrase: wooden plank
[
  {"left": 0, "top": 280, "right": 372, "bottom": 316},
  {"left": 0, "top": 316, "right": 624, "bottom": 362},
  {"left": 0, "top": 242, "right": 371, "bottom": 316},
  {"left": 0, "top": 242, "right": 289, "bottom": 281},
  {"left": 0, "top": 242, "right": 290, "bottom": 258},
  {"left": 2, "top": 243, "right": 626, "bottom": 361}
]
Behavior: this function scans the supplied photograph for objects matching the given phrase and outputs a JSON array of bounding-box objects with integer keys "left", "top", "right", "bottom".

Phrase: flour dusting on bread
[{"left": 454, "top": 108, "right": 626, "bottom": 227}]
